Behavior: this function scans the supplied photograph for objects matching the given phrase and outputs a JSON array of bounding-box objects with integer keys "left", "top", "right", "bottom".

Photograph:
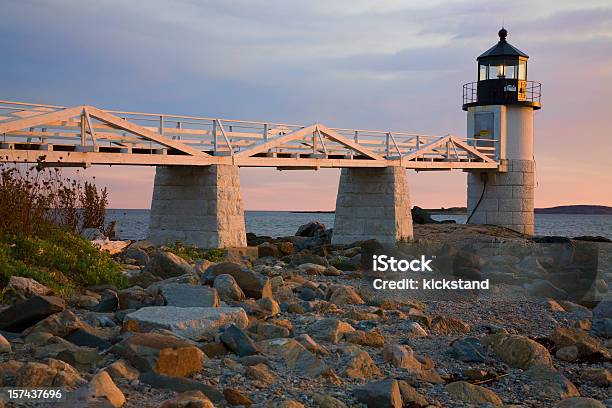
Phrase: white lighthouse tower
[{"left": 464, "top": 28, "right": 541, "bottom": 235}]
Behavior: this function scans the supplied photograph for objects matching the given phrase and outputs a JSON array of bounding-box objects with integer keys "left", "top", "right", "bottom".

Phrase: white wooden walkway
[{"left": 0, "top": 100, "right": 499, "bottom": 170}]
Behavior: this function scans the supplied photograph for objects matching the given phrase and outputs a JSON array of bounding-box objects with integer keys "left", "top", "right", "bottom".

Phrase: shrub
[
  {"left": 167, "top": 241, "right": 226, "bottom": 263},
  {"left": 81, "top": 181, "right": 109, "bottom": 232},
  {"left": 331, "top": 258, "right": 356, "bottom": 271},
  {"left": 0, "top": 228, "right": 126, "bottom": 296},
  {"left": 0, "top": 163, "right": 109, "bottom": 236},
  {"left": 0, "top": 163, "right": 125, "bottom": 296}
]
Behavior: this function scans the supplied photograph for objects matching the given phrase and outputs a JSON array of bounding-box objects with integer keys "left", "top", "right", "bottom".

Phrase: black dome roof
[{"left": 478, "top": 28, "right": 528, "bottom": 60}]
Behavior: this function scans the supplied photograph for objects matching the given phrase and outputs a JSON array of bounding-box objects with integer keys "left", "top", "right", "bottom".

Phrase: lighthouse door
[{"left": 474, "top": 112, "right": 495, "bottom": 152}]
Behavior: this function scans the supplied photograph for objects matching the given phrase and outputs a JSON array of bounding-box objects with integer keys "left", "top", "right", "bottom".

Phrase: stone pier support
[
  {"left": 467, "top": 159, "right": 535, "bottom": 235},
  {"left": 148, "top": 165, "right": 246, "bottom": 248},
  {"left": 332, "top": 167, "right": 413, "bottom": 245}
]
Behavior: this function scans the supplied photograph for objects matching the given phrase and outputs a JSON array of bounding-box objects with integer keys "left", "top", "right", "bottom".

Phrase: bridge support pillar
[
  {"left": 332, "top": 167, "right": 413, "bottom": 245},
  {"left": 467, "top": 159, "right": 535, "bottom": 235},
  {"left": 148, "top": 165, "right": 246, "bottom": 248}
]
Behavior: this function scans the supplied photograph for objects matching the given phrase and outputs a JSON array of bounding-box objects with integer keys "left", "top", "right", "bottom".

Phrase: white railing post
[
  {"left": 495, "top": 138, "right": 500, "bottom": 161},
  {"left": 80, "top": 114, "right": 86, "bottom": 146},
  {"left": 385, "top": 132, "right": 390, "bottom": 158},
  {"left": 389, "top": 133, "right": 401, "bottom": 158},
  {"left": 174, "top": 121, "right": 181, "bottom": 140},
  {"left": 217, "top": 120, "right": 234, "bottom": 156},
  {"left": 212, "top": 120, "right": 217, "bottom": 153}
]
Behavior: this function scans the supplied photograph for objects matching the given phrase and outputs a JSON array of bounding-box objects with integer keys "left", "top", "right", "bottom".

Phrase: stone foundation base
[
  {"left": 148, "top": 165, "right": 246, "bottom": 248},
  {"left": 467, "top": 159, "right": 535, "bottom": 235},
  {"left": 332, "top": 167, "right": 413, "bottom": 245}
]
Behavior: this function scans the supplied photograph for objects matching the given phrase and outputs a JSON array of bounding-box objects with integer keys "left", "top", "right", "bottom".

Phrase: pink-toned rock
[
  {"left": 159, "top": 391, "right": 215, "bottom": 408},
  {"left": 326, "top": 285, "right": 364, "bottom": 305},
  {"left": 111, "top": 332, "right": 205, "bottom": 377},
  {"left": 4, "top": 276, "right": 52, "bottom": 302},
  {"left": 309, "top": 318, "right": 355, "bottom": 344},
  {"left": 383, "top": 344, "right": 422, "bottom": 371},
  {"left": 71, "top": 371, "right": 126, "bottom": 407},
  {"left": 342, "top": 347, "right": 380, "bottom": 379},
  {"left": 16, "top": 359, "right": 85, "bottom": 389},
  {"left": 483, "top": 332, "right": 552, "bottom": 369}
]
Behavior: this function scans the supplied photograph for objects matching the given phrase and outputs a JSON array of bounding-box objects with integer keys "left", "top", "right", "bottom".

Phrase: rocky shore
[{"left": 0, "top": 222, "right": 610, "bottom": 407}]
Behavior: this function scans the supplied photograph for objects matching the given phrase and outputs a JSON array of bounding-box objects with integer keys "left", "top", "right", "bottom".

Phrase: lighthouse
[{"left": 463, "top": 28, "right": 541, "bottom": 235}]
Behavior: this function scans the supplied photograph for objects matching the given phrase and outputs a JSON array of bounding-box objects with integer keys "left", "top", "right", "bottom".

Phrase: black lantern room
[{"left": 462, "top": 28, "right": 541, "bottom": 110}]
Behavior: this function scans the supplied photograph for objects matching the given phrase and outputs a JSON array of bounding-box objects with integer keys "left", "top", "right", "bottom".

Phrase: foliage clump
[
  {"left": 166, "top": 241, "right": 226, "bottom": 263},
  {"left": 0, "top": 164, "right": 125, "bottom": 296},
  {"left": 330, "top": 258, "right": 356, "bottom": 271},
  {"left": 0, "top": 227, "right": 125, "bottom": 296},
  {"left": 0, "top": 164, "right": 109, "bottom": 235}
]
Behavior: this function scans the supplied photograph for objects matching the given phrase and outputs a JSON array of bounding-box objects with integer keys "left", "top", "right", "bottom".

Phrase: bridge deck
[{"left": 0, "top": 100, "right": 499, "bottom": 170}]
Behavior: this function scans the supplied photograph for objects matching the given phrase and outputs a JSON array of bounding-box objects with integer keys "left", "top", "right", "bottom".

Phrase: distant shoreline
[
  {"left": 290, "top": 210, "right": 335, "bottom": 214},
  {"left": 290, "top": 205, "right": 612, "bottom": 215},
  {"left": 534, "top": 205, "right": 612, "bottom": 215},
  {"left": 108, "top": 205, "right": 612, "bottom": 215}
]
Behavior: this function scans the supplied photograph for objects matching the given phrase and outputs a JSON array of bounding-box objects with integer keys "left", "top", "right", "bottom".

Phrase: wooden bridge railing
[{"left": 0, "top": 100, "right": 499, "bottom": 169}]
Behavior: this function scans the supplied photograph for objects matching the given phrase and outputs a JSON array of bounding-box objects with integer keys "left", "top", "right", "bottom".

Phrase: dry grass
[
  {"left": 0, "top": 163, "right": 109, "bottom": 236},
  {"left": 0, "top": 163, "right": 125, "bottom": 296}
]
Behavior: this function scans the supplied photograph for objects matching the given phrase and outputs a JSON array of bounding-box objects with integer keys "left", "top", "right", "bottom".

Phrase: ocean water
[{"left": 106, "top": 209, "right": 612, "bottom": 241}]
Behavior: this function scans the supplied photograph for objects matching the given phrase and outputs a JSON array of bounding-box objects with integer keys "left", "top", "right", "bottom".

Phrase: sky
[{"left": 1, "top": 0, "right": 611, "bottom": 210}]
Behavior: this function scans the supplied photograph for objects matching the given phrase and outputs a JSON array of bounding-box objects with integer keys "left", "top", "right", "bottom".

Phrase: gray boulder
[
  {"left": 220, "top": 324, "right": 260, "bottom": 356},
  {"left": 0, "top": 295, "right": 65, "bottom": 332},
  {"left": 122, "top": 245, "right": 150, "bottom": 265},
  {"left": 146, "top": 274, "right": 200, "bottom": 294},
  {"left": 353, "top": 379, "right": 402, "bottom": 408},
  {"left": 289, "top": 254, "right": 329, "bottom": 267},
  {"left": 139, "top": 371, "right": 223, "bottom": 402},
  {"left": 524, "top": 279, "right": 568, "bottom": 300},
  {"left": 118, "top": 287, "right": 163, "bottom": 310},
  {"left": 157, "top": 283, "right": 219, "bottom": 308},
  {"left": 204, "top": 262, "right": 271, "bottom": 299},
  {"left": 309, "top": 318, "right": 355, "bottom": 344},
  {"left": 296, "top": 221, "right": 326, "bottom": 237},
  {"left": 259, "top": 338, "right": 328, "bottom": 377},
  {"left": 3, "top": 276, "right": 53, "bottom": 303},
  {"left": 591, "top": 318, "right": 612, "bottom": 339},
  {"left": 593, "top": 300, "right": 611, "bottom": 319},
  {"left": 110, "top": 332, "right": 205, "bottom": 377},
  {"left": 123, "top": 306, "right": 248, "bottom": 341},
  {"left": 144, "top": 251, "right": 196, "bottom": 279},
  {"left": 450, "top": 337, "right": 488, "bottom": 362},
  {"left": 213, "top": 274, "right": 246, "bottom": 301}
]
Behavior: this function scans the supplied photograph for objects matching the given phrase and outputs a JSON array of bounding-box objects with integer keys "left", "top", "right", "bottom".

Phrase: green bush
[
  {"left": 0, "top": 164, "right": 124, "bottom": 298},
  {"left": 167, "top": 241, "right": 226, "bottom": 263},
  {"left": 0, "top": 227, "right": 126, "bottom": 296},
  {"left": 331, "top": 258, "right": 356, "bottom": 271},
  {"left": 0, "top": 164, "right": 110, "bottom": 236}
]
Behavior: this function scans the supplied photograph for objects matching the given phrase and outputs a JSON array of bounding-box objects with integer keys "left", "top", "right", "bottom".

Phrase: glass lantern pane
[
  {"left": 489, "top": 64, "right": 505, "bottom": 79},
  {"left": 479, "top": 65, "right": 487, "bottom": 80},
  {"left": 518, "top": 62, "right": 526, "bottom": 80},
  {"left": 505, "top": 65, "right": 516, "bottom": 79}
]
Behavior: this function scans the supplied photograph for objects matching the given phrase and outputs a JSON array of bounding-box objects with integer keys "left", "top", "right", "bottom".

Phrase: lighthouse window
[
  {"left": 489, "top": 64, "right": 504, "bottom": 79},
  {"left": 505, "top": 65, "right": 516, "bottom": 79},
  {"left": 479, "top": 65, "right": 487, "bottom": 81},
  {"left": 518, "top": 62, "right": 526, "bottom": 80}
]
